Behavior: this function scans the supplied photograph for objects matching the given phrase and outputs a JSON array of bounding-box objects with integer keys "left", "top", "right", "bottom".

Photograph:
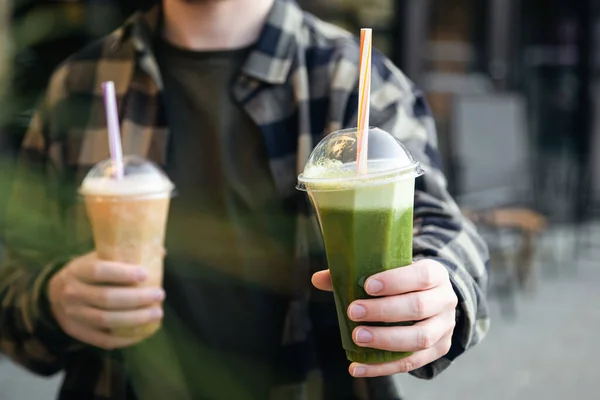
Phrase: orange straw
[{"left": 356, "top": 28, "right": 372, "bottom": 175}]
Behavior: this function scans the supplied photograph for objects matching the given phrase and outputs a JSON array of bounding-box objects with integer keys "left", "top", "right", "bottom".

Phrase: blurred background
[{"left": 1, "top": 0, "right": 599, "bottom": 399}]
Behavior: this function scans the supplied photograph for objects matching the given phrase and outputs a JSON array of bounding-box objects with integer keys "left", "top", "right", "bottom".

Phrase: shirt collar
[
  {"left": 240, "top": 0, "right": 302, "bottom": 84},
  {"left": 115, "top": 0, "right": 302, "bottom": 85}
]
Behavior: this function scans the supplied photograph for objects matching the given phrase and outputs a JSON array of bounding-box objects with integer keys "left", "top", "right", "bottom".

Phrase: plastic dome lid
[
  {"left": 80, "top": 155, "right": 174, "bottom": 197},
  {"left": 297, "top": 127, "right": 423, "bottom": 191}
]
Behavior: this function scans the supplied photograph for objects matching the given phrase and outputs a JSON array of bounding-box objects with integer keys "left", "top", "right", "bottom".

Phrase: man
[{"left": 0, "top": 0, "right": 490, "bottom": 399}]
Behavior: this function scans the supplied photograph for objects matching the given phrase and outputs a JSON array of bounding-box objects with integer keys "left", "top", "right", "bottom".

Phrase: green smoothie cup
[{"left": 297, "top": 127, "right": 424, "bottom": 364}]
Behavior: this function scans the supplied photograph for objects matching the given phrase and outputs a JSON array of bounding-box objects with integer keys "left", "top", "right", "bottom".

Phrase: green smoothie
[
  {"left": 309, "top": 179, "right": 416, "bottom": 364},
  {"left": 297, "top": 127, "right": 422, "bottom": 365}
]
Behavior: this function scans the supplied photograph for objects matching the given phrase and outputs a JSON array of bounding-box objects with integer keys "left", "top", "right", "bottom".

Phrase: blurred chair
[
  {"left": 463, "top": 208, "right": 547, "bottom": 285},
  {"left": 451, "top": 93, "right": 550, "bottom": 318},
  {"left": 424, "top": 68, "right": 494, "bottom": 191}
]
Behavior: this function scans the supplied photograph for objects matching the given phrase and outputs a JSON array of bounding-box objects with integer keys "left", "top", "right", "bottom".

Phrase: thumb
[{"left": 311, "top": 270, "right": 333, "bottom": 292}]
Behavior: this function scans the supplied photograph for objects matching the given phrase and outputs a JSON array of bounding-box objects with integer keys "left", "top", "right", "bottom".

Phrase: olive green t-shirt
[{"left": 153, "top": 38, "right": 297, "bottom": 398}]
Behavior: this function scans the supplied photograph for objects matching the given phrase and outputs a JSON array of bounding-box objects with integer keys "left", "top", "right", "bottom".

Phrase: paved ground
[
  {"left": 0, "top": 362, "right": 60, "bottom": 400},
  {"left": 1, "top": 224, "right": 599, "bottom": 400},
  {"left": 396, "top": 224, "right": 600, "bottom": 400}
]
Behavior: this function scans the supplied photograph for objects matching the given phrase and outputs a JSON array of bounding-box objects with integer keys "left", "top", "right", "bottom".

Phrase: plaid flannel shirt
[{"left": 0, "top": 1, "right": 490, "bottom": 399}]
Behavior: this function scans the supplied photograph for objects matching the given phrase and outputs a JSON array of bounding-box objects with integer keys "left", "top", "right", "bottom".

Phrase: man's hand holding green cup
[{"left": 312, "top": 259, "right": 458, "bottom": 378}]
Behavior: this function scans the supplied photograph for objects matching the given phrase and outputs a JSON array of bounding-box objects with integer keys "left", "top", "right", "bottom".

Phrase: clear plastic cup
[
  {"left": 80, "top": 155, "right": 174, "bottom": 338},
  {"left": 297, "top": 127, "right": 423, "bottom": 364}
]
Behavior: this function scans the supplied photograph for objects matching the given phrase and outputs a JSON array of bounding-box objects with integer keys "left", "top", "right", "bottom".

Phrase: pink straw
[{"left": 102, "top": 81, "right": 124, "bottom": 180}]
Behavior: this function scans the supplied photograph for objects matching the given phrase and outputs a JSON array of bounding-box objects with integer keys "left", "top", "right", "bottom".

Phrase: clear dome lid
[
  {"left": 297, "top": 127, "right": 423, "bottom": 191},
  {"left": 80, "top": 155, "right": 174, "bottom": 197}
]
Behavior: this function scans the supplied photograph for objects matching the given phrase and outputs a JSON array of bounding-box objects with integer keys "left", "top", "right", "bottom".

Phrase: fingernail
[
  {"left": 150, "top": 308, "right": 163, "bottom": 319},
  {"left": 152, "top": 289, "right": 165, "bottom": 301},
  {"left": 365, "top": 279, "right": 383, "bottom": 294},
  {"left": 349, "top": 304, "right": 366, "bottom": 319},
  {"left": 352, "top": 366, "right": 366, "bottom": 377},
  {"left": 134, "top": 269, "right": 148, "bottom": 282},
  {"left": 355, "top": 328, "right": 373, "bottom": 343}
]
